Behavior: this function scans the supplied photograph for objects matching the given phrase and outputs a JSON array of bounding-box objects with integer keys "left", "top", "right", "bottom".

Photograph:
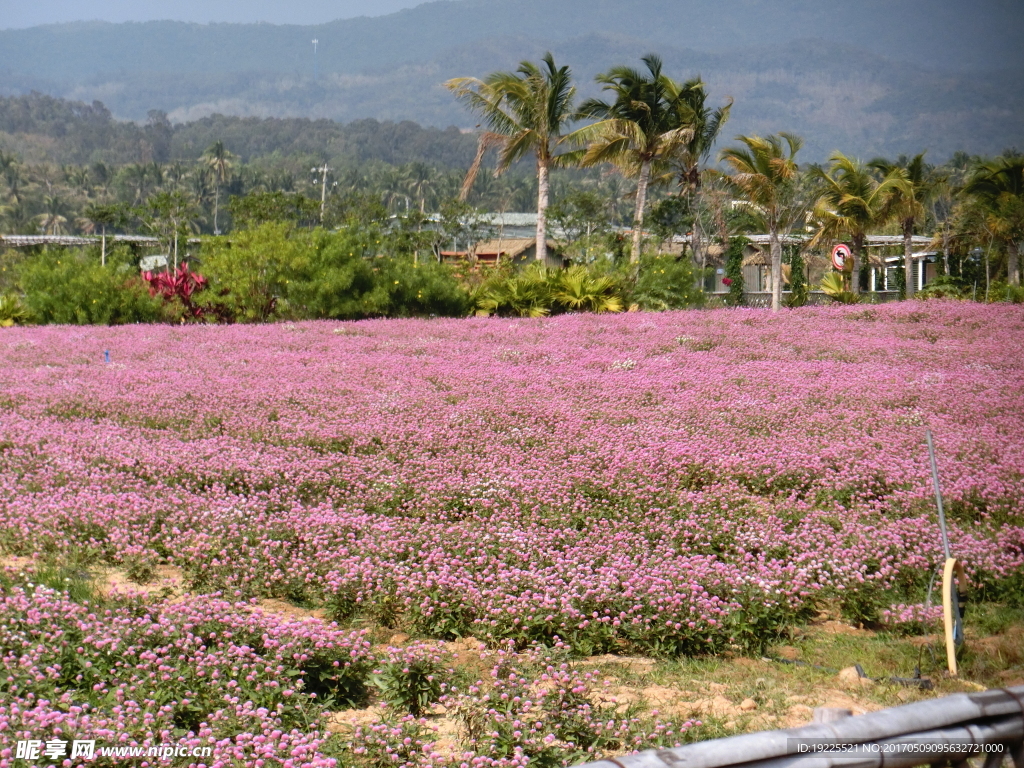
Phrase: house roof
[
  {"left": 673, "top": 233, "right": 934, "bottom": 247},
  {"left": 0, "top": 234, "right": 201, "bottom": 247},
  {"left": 742, "top": 247, "right": 771, "bottom": 267},
  {"left": 473, "top": 238, "right": 559, "bottom": 258}
]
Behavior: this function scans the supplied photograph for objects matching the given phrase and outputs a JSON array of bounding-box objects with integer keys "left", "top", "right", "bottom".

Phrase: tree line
[
  {"left": 445, "top": 53, "right": 1023, "bottom": 310},
  {"left": 1, "top": 55, "right": 1022, "bottom": 321}
]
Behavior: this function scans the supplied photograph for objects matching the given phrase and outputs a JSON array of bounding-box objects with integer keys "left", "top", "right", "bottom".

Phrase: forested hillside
[
  {"left": 0, "top": 93, "right": 479, "bottom": 166},
  {"left": 1, "top": 0, "right": 1021, "bottom": 160},
  {"left": 2, "top": 0, "right": 1021, "bottom": 78}
]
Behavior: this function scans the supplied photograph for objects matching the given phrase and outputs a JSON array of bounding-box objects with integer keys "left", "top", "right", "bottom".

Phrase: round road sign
[{"left": 831, "top": 243, "right": 851, "bottom": 271}]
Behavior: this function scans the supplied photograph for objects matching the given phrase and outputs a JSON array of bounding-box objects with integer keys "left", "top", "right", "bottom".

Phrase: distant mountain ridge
[
  {"left": 1, "top": 0, "right": 1022, "bottom": 161},
  {"left": 3, "top": 0, "right": 1022, "bottom": 77}
]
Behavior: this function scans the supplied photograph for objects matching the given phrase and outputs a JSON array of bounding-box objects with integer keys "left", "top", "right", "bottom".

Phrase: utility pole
[
  {"left": 312, "top": 39, "right": 318, "bottom": 83},
  {"left": 312, "top": 163, "right": 331, "bottom": 224}
]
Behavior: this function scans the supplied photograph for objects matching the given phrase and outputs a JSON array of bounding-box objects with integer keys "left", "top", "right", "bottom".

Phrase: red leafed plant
[{"left": 143, "top": 263, "right": 208, "bottom": 320}]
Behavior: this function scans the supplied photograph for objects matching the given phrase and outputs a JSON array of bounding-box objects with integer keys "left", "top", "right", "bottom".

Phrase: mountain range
[{"left": 1, "top": 0, "right": 1022, "bottom": 161}]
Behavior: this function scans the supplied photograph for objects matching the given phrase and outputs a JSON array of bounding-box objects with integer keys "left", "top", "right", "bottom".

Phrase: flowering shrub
[
  {"left": 350, "top": 714, "right": 450, "bottom": 768},
  {"left": 879, "top": 602, "right": 944, "bottom": 635},
  {"left": 440, "top": 644, "right": 699, "bottom": 768},
  {"left": 373, "top": 643, "right": 454, "bottom": 716},
  {"left": 142, "top": 262, "right": 208, "bottom": 321},
  {"left": 0, "top": 577, "right": 369, "bottom": 767}
]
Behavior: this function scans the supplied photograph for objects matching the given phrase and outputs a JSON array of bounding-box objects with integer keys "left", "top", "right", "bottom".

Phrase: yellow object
[{"left": 942, "top": 557, "right": 967, "bottom": 676}]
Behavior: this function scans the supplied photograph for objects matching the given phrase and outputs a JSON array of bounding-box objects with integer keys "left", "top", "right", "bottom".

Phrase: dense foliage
[
  {"left": 2, "top": 61, "right": 1023, "bottom": 321},
  {"left": 16, "top": 248, "right": 164, "bottom": 324}
]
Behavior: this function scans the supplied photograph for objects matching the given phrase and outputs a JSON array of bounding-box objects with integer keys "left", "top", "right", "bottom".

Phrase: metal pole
[
  {"left": 926, "top": 429, "right": 950, "bottom": 561},
  {"left": 313, "top": 163, "right": 330, "bottom": 224},
  {"left": 985, "top": 238, "right": 991, "bottom": 302}
]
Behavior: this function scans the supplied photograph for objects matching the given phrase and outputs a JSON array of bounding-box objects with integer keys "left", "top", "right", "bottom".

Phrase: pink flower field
[{"left": 1, "top": 301, "right": 1023, "bottom": 767}]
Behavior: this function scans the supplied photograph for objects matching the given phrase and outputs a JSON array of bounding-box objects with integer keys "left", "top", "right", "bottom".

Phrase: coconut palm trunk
[
  {"left": 536, "top": 160, "right": 549, "bottom": 263},
  {"left": 213, "top": 185, "right": 220, "bottom": 234},
  {"left": 693, "top": 213, "right": 704, "bottom": 289},
  {"left": 631, "top": 159, "right": 652, "bottom": 263},
  {"left": 769, "top": 229, "right": 783, "bottom": 312},
  {"left": 903, "top": 218, "right": 915, "bottom": 298},
  {"left": 1010, "top": 242, "right": 1022, "bottom": 287},
  {"left": 851, "top": 233, "right": 865, "bottom": 294}
]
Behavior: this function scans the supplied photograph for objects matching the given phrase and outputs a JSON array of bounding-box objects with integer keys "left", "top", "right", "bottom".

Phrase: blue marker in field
[{"left": 104, "top": 350, "right": 110, "bottom": 364}]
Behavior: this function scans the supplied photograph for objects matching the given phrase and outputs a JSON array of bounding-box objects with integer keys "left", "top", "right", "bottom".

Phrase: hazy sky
[{"left": 0, "top": 0, "right": 426, "bottom": 28}]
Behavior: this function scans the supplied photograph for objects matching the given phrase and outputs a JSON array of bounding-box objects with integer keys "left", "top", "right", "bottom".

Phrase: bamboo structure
[
  {"left": 582, "top": 686, "right": 1024, "bottom": 768},
  {"left": 927, "top": 429, "right": 967, "bottom": 677}
]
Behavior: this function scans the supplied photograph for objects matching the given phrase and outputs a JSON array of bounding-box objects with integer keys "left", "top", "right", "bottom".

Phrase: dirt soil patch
[{"left": 97, "top": 565, "right": 185, "bottom": 599}]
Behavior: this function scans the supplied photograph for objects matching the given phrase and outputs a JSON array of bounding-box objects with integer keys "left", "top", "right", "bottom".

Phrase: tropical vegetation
[{"left": 3, "top": 56, "right": 1023, "bottom": 324}]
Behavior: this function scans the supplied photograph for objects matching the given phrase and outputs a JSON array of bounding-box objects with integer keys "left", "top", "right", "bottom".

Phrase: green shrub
[
  {"left": 199, "top": 223, "right": 470, "bottom": 321},
  {"left": 375, "top": 257, "right": 472, "bottom": 318},
  {"left": 372, "top": 643, "right": 451, "bottom": 716},
  {"left": 550, "top": 265, "right": 624, "bottom": 313},
  {"left": 281, "top": 227, "right": 387, "bottom": 320},
  {"left": 475, "top": 264, "right": 554, "bottom": 317},
  {"left": 631, "top": 253, "right": 705, "bottom": 310},
  {"left": 0, "top": 293, "right": 31, "bottom": 326},
  {"left": 819, "top": 272, "right": 860, "bottom": 304},
  {"left": 916, "top": 275, "right": 970, "bottom": 300},
  {"left": 986, "top": 281, "right": 1024, "bottom": 304},
  {"left": 724, "top": 237, "right": 747, "bottom": 306},
  {"left": 198, "top": 223, "right": 317, "bottom": 322},
  {"left": 17, "top": 249, "right": 164, "bottom": 325},
  {"left": 784, "top": 249, "right": 808, "bottom": 307}
]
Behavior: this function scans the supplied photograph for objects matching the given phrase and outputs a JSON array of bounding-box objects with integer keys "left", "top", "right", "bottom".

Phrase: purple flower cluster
[
  {"left": 879, "top": 602, "right": 945, "bottom": 634},
  {"left": 0, "top": 302, "right": 1022, "bottom": 763},
  {"left": 0, "top": 582, "right": 371, "bottom": 767},
  {"left": 436, "top": 643, "right": 699, "bottom": 768},
  {"left": 350, "top": 643, "right": 700, "bottom": 768}
]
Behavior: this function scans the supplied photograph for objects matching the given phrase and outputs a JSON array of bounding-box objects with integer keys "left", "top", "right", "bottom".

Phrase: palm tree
[
  {"left": 64, "top": 165, "right": 93, "bottom": 197},
  {"left": 81, "top": 203, "right": 125, "bottom": 266},
  {"left": 2, "top": 156, "right": 27, "bottom": 205},
  {"left": 719, "top": 133, "right": 804, "bottom": 312},
  {"left": 401, "top": 162, "right": 438, "bottom": 213},
  {"left": 371, "top": 164, "right": 406, "bottom": 212},
  {"left": 189, "top": 166, "right": 215, "bottom": 212},
  {"left": 963, "top": 154, "right": 1024, "bottom": 287},
  {"left": 870, "top": 153, "right": 944, "bottom": 298},
  {"left": 570, "top": 55, "right": 693, "bottom": 263},
  {"left": 667, "top": 77, "right": 731, "bottom": 271},
  {"left": 551, "top": 265, "right": 623, "bottom": 313},
  {"left": 811, "top": 153, "right": 907, "bottom": 295},
  {"left": 121, "top": 163, "right": 151, "bottom": 205},
  {"left": 166, "top": 162, "right": 190, "bottom": 190},
  {"left": 90, "top": 162, "right": 112, "bottom": 199},
  {"left": 35, "top": 194, "right": 69, "bottom": 235},
  {"left": 446, "top": 53, "right": 576, "bottom": 265},
  {"left": 203, "top": 141, "right": 236, "bottom": 234}
]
